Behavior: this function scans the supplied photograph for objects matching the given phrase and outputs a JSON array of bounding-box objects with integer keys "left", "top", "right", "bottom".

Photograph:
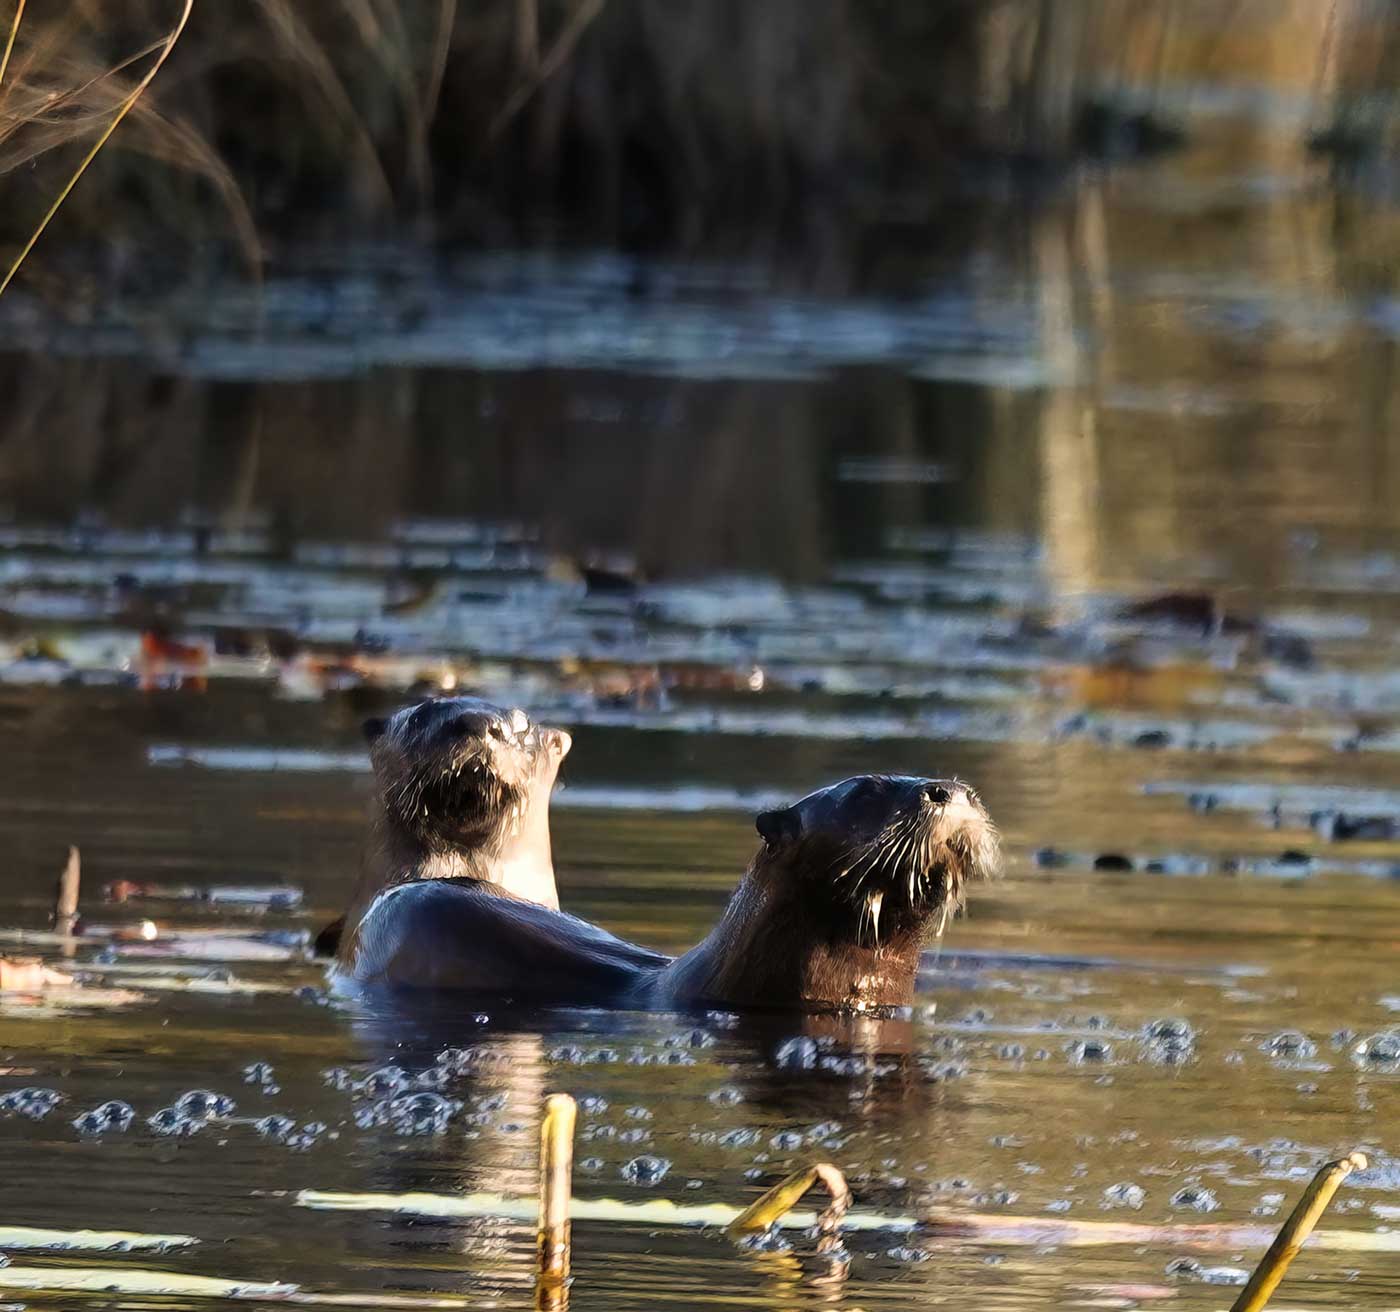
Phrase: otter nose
[{"left": 924, "top": 784, "right": 951, "bottom": 806}]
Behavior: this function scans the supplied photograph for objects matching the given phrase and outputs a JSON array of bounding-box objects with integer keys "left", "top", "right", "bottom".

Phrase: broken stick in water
[
  {"left": 726, "top": 1162, "right": 852, "bottom": 1251},
  {"left": 53, "top": 846, "right": 81, "bottom": 958},
  {"left": 53, "top": 846, "right": 81, "bottom": 935},
  {"left": 1229, "top": 1150, "right": 1368, "bottom": 1312},
  {"left": 536, "top": 1092, "right": 576, "bottom": 1298}
]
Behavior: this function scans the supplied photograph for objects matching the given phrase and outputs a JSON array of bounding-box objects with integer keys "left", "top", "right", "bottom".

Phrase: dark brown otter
[
  {"left": 322, "top": 697, "right": 571, "bottom": 962},
  {"left": 334, "top": 772, "right": 999, "bottom": 1013},
  {"left": 660, "top": 774, "right": 1000, "bottom": 1011}
]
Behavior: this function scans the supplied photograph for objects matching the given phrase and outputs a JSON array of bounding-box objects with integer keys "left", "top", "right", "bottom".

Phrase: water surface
[{"left": 3, "top": 125, "right": 1400, "bottom": 1309}]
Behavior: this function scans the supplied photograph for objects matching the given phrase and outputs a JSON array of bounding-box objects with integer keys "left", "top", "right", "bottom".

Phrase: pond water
[{"left": 4, "top": 126, "right": 1400, "bottom": 1310}]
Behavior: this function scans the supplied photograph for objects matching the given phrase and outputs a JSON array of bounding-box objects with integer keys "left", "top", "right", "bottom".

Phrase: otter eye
[
  {"left": 925, "top": 784, "right": 951, "bottom": 806},
  {"left": 756, "top": 807, "right": 800, "bottom": 849}
]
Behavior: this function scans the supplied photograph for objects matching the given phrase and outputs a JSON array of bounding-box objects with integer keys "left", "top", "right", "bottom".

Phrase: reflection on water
[{"left": 6, "top": 129, "right": 1400, "bottom": 1309}]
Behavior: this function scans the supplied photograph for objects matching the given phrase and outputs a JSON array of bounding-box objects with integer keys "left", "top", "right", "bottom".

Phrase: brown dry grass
[{"left": 0, "top": 0, "right": 1379, "bottom": 289}]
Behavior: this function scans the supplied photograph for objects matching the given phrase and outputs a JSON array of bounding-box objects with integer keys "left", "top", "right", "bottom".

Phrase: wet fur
[
  {"left": 327, "top": 697, "right": 568, "bottom": 964},
  {"left": 333, "top": 773, "right": 1000, "bottom": 1013},
  {"left": 341, "top": 878, "right": 669, "bottom": 1002}
]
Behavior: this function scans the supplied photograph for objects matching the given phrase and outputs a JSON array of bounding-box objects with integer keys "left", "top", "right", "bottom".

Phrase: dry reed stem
[
  {"left": 0, "top": 0, "right": 193, "bottom": 300},
  {"left": 726, "top": 1162, "right": 852, "bottom": 1241},
  {"left": 488, "top": 0, "right": 605, "bottom": 142},
  {"left": 249, "top": 0, "right": 393, "bottom": 209},
  {"left": 52, "top": 846, "right": 81, "bottom": 936},
  {"left": 536, "top": 1092, "right": 576, "bottom": 1288},
  {"left": 0, "top": 0, "right": 24, "bottom": 96},
  {"left": 1229, "top": 1151, "right": 1368, "bottom": 1312}
]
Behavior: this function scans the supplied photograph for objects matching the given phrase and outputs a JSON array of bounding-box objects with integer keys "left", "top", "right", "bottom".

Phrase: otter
[
  {"left": 334, "top": 771, "right": 999, "bottom": 1014},
  {"left": 316, "top": 697, "right": 572, "bottom": 958}
]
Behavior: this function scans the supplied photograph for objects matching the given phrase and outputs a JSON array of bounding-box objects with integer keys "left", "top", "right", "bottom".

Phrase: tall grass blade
[
  {"left": 0, "top": 0, "right": 194, "bottom": 300},
  {"left": 0, "top": 0, "right": 24, "bottom": 97}
]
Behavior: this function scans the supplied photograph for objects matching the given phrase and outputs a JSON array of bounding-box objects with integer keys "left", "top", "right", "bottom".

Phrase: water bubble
[
  {"left": 770, "top": 1130, "right": 804, "bottom": 1150},
  {"left": 1353, "top": 1032, "right": 1400, "bottom": 1067},
  {"left": 1201, "top": 1268, "right": 1249, "bottom": 1286},
  {"left": 625, "top": 1106, "right": 652, "bottom": 1120},
  {"left": 1169, "top": 1257, "right": 1247, "bottom": 1285},
  {"left": 774, "top": 1037, "right": 818, "bottom": 1070},
  {"left": 738, "top": 1227, "right": 790, "bottom": 1253},
  {"left": 819, "top": 1054, "right": 870, "bottom": 1076},
  {"left": 973, "top": 1189, "right": 1019, "bottom": 1208},
  {"left": 175, "top": 1090, "right": 236, "bottom": 1118},
  {"left": 147, "top": 1106, "right": 203, "bottom": 1137},
  {"left": 1171, "top": 1186, "right": 1220, "bottom": 1213},
  {"left": 1145, "top": 1017, "right": 1195, "bottom": 1043},
  {"left": 242, "top": 1062, "right": 275, "bottom": 1086},
  {"left": 0, "top": 1088, "right": 63, "bottom": 1119},
  {"left": 1261, "top": 1031, "right": 1315, "bottom": 1060},
  {"left": 355, "top": 1091, "right": 461, "bottom": 1135},
  {"left": 1066, "top": 1039, "right": 1111, "bottom": 1063},
  {"left": 72, "top": 1100, "right": 134, "bottom": 1135},
  {"left": 708, "top": 1085, "right": 743, "bottom": 1106},
  {"left": 578, "top": 1096, "right": 609, "bottom": 1114},
  {"left": 1103, "top": 1182, "right": 1146, "bottom": 1210},
  {"left": 255, "top": 1115, "right": 296, "bottom": 1140},
  {"left": 621, "top": 1155, "right": 670, "bottom": 1186},
  {"left": 1253, "top": 1192, "right": 1285, "bottom": 1217},
  {"left": 355, "top": 1066, "right": 408, "bottom": 1098}
]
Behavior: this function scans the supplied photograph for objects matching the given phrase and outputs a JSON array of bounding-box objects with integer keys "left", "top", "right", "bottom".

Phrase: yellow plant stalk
[
  {"left": 0, "top": 0, "right": 26, "bottom": 94},
  {"left": 0, "top": 0, "right": 193, "bottom": 299}
]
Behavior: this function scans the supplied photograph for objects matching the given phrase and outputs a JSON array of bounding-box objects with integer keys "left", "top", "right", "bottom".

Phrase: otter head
[
  {"left": 668, "top": 775, "right": 999, "bottom": 1013},
  {"left": 364, "top": 696, "right": 572, "bottom": 909}
]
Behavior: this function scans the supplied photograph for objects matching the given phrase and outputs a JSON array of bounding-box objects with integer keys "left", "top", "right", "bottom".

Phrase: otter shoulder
[{"left": 336, "top": 877, "right": 670, "bottom": 1002}]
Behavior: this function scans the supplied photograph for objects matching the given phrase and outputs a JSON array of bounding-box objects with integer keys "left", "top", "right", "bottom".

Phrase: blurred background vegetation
[
  {"left": 6, "top": 0, "right": 1400, "bottom": 588},
  {"left": 1, "top": 0, "right": 1395, "bottom": 286}
]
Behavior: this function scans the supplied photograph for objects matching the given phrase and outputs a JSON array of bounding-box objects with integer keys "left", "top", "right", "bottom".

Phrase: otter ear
[
  {"left": 756, "top": 806, "right": 800, "bottom": 849},
  {"left": 362, "top": 717, "right": 388, "bottom": 745}
]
